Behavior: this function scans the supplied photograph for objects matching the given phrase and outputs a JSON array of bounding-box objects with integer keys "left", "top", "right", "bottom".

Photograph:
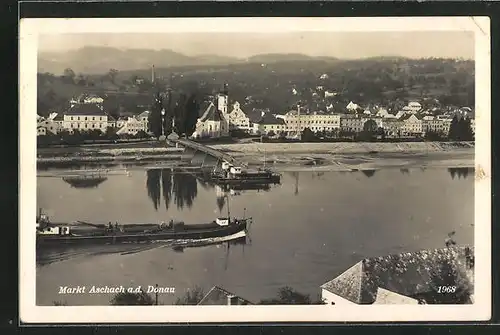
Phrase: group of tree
[
  {"left": 148, "top": 89, "right": 200, "bottom": 138},
  {"left": 448, "top": 115, "right": 474, "bottom": 141}
]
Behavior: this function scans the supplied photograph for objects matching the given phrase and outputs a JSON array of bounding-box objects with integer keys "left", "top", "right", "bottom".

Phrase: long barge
[{"left": 36, "top": 212, "right": 250, "bottom": 247}]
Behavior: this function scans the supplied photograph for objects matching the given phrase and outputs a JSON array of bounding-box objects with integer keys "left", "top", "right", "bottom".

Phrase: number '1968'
[{"left": 437, "top": 286, "right": 457, "bottom": 293}]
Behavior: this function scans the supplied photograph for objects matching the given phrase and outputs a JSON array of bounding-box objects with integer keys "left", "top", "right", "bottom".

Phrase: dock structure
[{"left": 167, "top": 133, "right": 247, "bottom": 169}]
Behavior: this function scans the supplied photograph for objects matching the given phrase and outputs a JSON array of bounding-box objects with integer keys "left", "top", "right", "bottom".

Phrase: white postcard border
[{"left": 19, "top": 16, "right": 491, "bottom": 323}]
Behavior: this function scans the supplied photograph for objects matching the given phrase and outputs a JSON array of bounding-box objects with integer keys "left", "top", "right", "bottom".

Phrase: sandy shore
[
  {"left": 209, "top": 142, "right": 475, "bottom": 171},
  {"left": 37, "top": 141, "right": 474, "bottom": 171}
]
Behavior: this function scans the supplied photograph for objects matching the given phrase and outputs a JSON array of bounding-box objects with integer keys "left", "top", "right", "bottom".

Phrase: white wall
[{"left": 321, "top": 289, "right": 357, "bottom": 306}]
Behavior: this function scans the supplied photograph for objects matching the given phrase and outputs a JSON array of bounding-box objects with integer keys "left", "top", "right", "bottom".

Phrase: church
[{"left": 191, "top": 84, "right": 250, "bottom": 139}]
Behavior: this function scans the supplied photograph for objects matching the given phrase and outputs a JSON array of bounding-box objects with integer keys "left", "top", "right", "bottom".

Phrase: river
[{"left": 36, "top": 165, "right": 474, "bottom": 305}]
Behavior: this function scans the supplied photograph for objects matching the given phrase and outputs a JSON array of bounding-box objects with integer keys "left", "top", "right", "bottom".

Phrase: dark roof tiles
[
  {"left": 199, "top": 103, "right": 224, "bottom": 122},
  {"left": 321, "top": 246, "right": 474, "bottom": 304},
  {"left": 257, "top": 113, "right": 285, "bottom": 125},
  {"left": 66, "top": 104, "right": 106, "bottom": 116}
]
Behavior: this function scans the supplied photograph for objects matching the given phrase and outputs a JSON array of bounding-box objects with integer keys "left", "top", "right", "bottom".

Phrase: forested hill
[{"left": 37, "top": 57, "right": 474, "bottom": 117}]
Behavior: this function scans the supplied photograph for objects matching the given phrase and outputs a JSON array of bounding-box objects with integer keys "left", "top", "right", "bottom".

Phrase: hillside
[
  {"left": 38, "top": 47, "right": 344, "bottom": 75},
  {"left": 37, "top": 57, "right": 474, "bottom": 118}
]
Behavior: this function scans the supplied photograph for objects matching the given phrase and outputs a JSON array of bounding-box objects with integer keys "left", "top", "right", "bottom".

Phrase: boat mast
[{"left": 226, "top": 194, "right": 231, "bottom": 222}]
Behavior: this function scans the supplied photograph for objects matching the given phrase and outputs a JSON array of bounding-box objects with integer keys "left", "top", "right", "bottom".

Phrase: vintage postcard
[{"left": 20, "top": 17, "right": 491, "bottom": 323}]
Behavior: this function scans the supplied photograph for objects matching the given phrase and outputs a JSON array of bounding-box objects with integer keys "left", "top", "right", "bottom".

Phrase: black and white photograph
[{"left": 20, "top": 17, "right": 491, "bottom": 323}]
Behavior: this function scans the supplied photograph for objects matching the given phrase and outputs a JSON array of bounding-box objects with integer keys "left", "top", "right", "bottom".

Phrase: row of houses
[
  {"left": 192, "top": 96, "right": 475, "bottom": 139},
  {"left": 197, "top": 246, "right": 474, "bottom": 306},
  {"left": 37, "top": 103, "right": 150, "bottom": 137},
  {"left": 37, "top": 88, "right": 474, "bottom": 139},
  {"left": 189, "top": 86, "right": 475, "bottom": 139}
]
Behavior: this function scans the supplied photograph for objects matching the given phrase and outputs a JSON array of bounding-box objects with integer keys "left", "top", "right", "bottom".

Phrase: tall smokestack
[{"left": 152, "top": 65, "right": 155, "bottom": 83}]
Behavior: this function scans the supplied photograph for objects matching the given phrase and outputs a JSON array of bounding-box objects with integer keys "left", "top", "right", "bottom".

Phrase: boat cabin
[
  {"left": 229, "top": 166, "right": 242, "bottom": 175},
  {"left": 222, "top": 162, "right": 232, "bottom": 171},
  {"left": 216, "top": 218, "right": 230, "bottom": 226},
  {"left": 38, "top": 226, "right": 71, "bottom": 236}
]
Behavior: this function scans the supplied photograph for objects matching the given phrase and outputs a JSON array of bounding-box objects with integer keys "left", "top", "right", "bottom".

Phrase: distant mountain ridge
[{"left": 38, "top": 46, "right": 342, "bottom": 74}]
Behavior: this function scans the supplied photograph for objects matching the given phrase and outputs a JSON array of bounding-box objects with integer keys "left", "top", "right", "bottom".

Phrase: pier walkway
[{"left": 167, "top": 133, "right": 247, "bottom": 168}]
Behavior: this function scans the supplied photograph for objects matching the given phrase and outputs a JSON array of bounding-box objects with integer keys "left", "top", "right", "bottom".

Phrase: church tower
[{"left": 216, "top": 83, "right": 230, "bottom": 136}]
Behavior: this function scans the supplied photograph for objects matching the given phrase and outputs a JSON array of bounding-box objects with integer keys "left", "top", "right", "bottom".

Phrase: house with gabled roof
[
  {"left": 115, "top": 111, "right": 150, "bottom": 135},
  {"left": 191, "top": 85, "right": 231, "bottom": 139},
  {"left": 321, "top": 246, "right": 474, "bottom": 305},
  {"left": 254, "top": 112, "right": 286, "bottom": 136},
  {"left": 197, "top": 286, "right": 253, "bottom": 306},
  {"left": 399, "top": 113, "right": 423, "bottom": 136},
  {"left": 37, "top": 112, "right": 63, "bottom": 135},
  {"left": 63, "top": 103, "right": 109, "bottom": 133},
  {"left": 346, "top": 101, "right": 360, "bottom": 112},
  {"left": 191, "top": 101, "right": 229, "bottom": 139},
  {"left": 227, "top": 101, "right": 250, "bottom": 132}
]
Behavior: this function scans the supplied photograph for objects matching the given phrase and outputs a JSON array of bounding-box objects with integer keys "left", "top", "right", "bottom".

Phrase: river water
[{"left": 36, "top": 165, "right": 474, "bottom": 305}]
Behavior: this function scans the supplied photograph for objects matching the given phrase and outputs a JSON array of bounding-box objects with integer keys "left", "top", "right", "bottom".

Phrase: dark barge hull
[
  {"left": 210, "top": 176, "right": 281, "bottom": 185},
  {"left": 37, "top": 221, "right": 247, "bottom": 246}
]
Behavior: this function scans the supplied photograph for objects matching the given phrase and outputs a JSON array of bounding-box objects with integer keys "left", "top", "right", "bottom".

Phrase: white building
[
  {"left": 405, "top": 101, "right": 422, "bottom": 114},
  {"left": 254, "top": 113, "right": 286, "bottom": 136},
  {"left": 192, "top": 102, "right": 228, "bottom": 139},
  {"left": 63, "top": 104, "right": 109, "bottom": 133},
  {"left": 421, "top": 116, "right": 449, "bottom": 135},
  {"left": 70, "top": 94, "right": 104, "bottom": 108},
  {"left": 227, "top": 102, "right": 250, "bottom": 132},
  {"left": 340, "top": 115, "right": 365, "bottom": 133},
  {"left": 399, "top": 114, "right": 423, "bottom": 135},
  {"left": 192, "top": 86, "right": 231, "bottom": 139},
  {"left": 324, "top": 91, "right": 337, "bottom": 99},
  {"left": 37, "top": 126, "right": 47, "bottom": 136},
  {"left": 381, "top": 119, "right": 404, "bottom": 137},
  {"left": 346, "top": 101, "right": 359, "bottom": 112},
  {"left": 283, "top": 110, "right": 341, "bottom": 135},
  {"left": 37, "top": 117, "right": 62, "bottom": 135},
  {"left": 115, "top": 111, "right": 150, "bottom": 136}
]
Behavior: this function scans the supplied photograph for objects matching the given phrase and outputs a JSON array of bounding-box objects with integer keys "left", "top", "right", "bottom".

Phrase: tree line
[{"left": 147, "top": 89, "right": 200, "bottom": 138}]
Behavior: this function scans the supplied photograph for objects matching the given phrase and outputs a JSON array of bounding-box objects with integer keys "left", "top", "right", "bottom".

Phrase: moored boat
[{"left": 211, "top": 162, "right": 281, "bottom": 185}]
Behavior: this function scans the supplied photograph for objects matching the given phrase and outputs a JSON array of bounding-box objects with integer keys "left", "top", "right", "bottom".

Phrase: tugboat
[
  {"left": 36, "top": 206, "right": 250, "bottom": 247},
  {"left": 211, "top": 162, "right": 281, "bottom": 186}
]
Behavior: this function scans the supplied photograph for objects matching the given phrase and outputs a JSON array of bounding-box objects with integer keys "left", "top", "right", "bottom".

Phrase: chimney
[
  {"left": 227, "top": 294, "right": 239, "bottom": 305},
  {"left": 152, "top": 65, "right": 155, "bottom": 83}
]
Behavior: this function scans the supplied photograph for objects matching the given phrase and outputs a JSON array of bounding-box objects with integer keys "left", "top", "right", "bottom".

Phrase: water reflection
[
  {"left": 285, "top": 172, "right": 300, "bottom": 196},
  {"left": 161, "top": 168, "right": 173, "bottom": 210},
  {"left": 146, "top": 169, "right": 162, "bottom": 210},
  {"left": 362, "top": 170, "right": 377, "bottom": 178},
  {"left": 173, "top": 172, "right": 198, "bottom": 210},
  {"left": 146, "top": 169, "right": 198, "bottom": 211},
  {"left": 63, "top": 176, "right": 108, "bottom": 188},
  {"left": 448, "top": 167, "right": 474, "bottom": 180},
  {"left": 145, "top": 168, "right": 278, "bottom": 212}
]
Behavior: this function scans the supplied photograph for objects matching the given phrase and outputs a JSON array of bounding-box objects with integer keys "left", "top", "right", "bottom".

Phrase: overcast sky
[{"left": 39, "top": 31, "right": 474, "bottom": 59}]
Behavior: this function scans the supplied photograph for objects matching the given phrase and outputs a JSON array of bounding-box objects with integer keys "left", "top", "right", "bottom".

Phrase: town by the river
[{"left": 36, "top": 164, "right": 474, "bottom": 306}]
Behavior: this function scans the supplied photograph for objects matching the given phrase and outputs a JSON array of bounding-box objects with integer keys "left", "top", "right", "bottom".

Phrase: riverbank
[{"left": 36, "top": 141, "right": 474, "bottom": 171}]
